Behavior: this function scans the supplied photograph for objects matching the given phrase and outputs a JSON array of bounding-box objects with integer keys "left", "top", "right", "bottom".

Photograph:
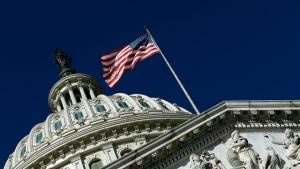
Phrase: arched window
[
  {"left": 35, "top": 132, "right": 43, "bottom": 144},
  {"left": 20, "top": 146, "right": 26, "bottom": 158},
  {"left": 95, "top": 104, "right": 106, "bottom": 113},
  {"left": 74, "top": 111, "right": 84, "bottom": 120},
  {"left": 54, "top": 120, "right": 62, "bottom": 130},
  {"left": 89, "top": 159, "right": 103, "bottom": 169},
  {"left": 138, "top": 99, "right": 151, "bottom": 108},
  {"left": 117, "top": 101, "right": 129, "bottom": 108}
]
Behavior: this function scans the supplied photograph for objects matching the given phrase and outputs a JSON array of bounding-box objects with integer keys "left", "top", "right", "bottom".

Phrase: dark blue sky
[{"left": 1, "top": 0, "right": 300, "bottom": 166}]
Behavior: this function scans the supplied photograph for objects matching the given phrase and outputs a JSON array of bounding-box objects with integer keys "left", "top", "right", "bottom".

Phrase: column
[
  {"left": 54, "top": 101, "right": 62, "bottom": 112},
  {"left": 60, "top": 95, "right": 68, "bottom": 110},
  {"left": 82, "top": 99, "right": 95, "bottom": 118},
  {"left": 78, "top": 82, "right": 87, "bottom": 100},
  {"left": 68, "top": 88, "right": 77, "bottom": 105},
  {"left": 57, "top": 104, "right": 62, "bottom": 112},
  {"left": 89, "top": 86, "right": 96, "bottom": 99},
  {"left": 60, "top": 94, "right": 72, "bottom": 127}
]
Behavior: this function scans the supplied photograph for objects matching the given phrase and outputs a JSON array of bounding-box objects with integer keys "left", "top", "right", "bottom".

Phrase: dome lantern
[{"left": 49, "top": 48, "right": 102, "bottom": 112}]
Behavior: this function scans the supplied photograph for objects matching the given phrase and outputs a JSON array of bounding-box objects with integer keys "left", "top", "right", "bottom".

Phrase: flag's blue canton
[{"left": 129, "top": 34, "right": 152, "bottom": 50}]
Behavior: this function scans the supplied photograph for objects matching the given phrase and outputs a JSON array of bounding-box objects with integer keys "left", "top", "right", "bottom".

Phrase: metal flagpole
[{"left": 145, "top": 26, "right": 201, "bottom": 115}]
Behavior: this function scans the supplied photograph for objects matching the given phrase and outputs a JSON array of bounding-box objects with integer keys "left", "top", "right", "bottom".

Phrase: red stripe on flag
[
  {"left": 104, "top": 47, "right": 159, "bottom": 82},
  {"left": 102, "top": 44, "right": 156, "bottom": 67},
  {"left": 103, "top": 44, "right": 157, "bottom": 73},
  {"left": 103, "top": 45, "right": 158, "bottom": 79},
  {"left": 101, "top": 41, "right": 159, "bottom": 87},
  {"left": 101, "top": 44, "right": 129, "bottom": 60}
]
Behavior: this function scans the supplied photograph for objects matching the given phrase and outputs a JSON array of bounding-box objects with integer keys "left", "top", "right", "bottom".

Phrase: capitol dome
[{"left": 4, "top": 49, "right": 194, "bottom": 169}]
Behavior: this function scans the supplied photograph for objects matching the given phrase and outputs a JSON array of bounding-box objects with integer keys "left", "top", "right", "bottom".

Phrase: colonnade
[{"left": 55, "top": 82, "right": 96, "bottom": 112}]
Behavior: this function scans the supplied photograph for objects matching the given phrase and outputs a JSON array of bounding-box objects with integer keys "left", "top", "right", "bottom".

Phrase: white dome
[
  {"left": 5, "top": 51, "right": 194, "bottom": 169},
  {"left": 6, "top": 92, "right": 192, "bottom": 169}
]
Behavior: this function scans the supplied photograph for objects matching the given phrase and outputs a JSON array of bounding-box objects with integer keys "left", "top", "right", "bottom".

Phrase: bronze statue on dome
[{"left": 54, "top": 48, "right": 76, "bottom": 78}]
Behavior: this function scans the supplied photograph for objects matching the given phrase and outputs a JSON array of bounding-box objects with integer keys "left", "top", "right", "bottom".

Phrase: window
[
  {"left": 89, "top": 159, "right": 103, "bottom": 169},
  {"left": 158, "top": 102, "right": 170, "bottom": 111},
  {"left": 95, "top": 104, "right": 106, "bottom": 112},
  {"left": 138, "top": 99, "right": 150, "bottom": 108},
  {"left": 117, "top": 101, "right": 129, "bottom": 108},
  {"left": 54, "top": 120, "right": 62, "bottom": 130},
  {"left": 35, "top": 132, "right": 43, "bottom": 144},
  {"left": 20, "top": 146, "right": 26, "bottom": 158},
  {"left": 74, "top": 111, "right": 84, "bottom": 120}
]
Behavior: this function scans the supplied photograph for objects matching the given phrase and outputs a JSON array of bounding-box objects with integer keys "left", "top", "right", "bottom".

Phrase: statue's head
[
  {"left": 190, "top": 154, "right": 199, "bottom": 162},
  {"left": 285, "top": 128, "right": 293, "bottom": 138},
  {"left": 266, "top": 146, "right": 274, "bottom": 151},
  {"left": 202, "top": 150, "right": 211, "bottom": 157},
  {"left": 231, "top": 130, "right": 240, "bottom": 141}
]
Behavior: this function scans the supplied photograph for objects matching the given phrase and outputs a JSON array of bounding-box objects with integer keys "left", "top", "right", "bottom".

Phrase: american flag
[{"left": 101, "top": 34, "right": 160, "bottom": 87}]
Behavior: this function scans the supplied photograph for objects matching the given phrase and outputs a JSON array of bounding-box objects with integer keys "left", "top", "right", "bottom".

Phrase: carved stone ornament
[
  {"left": 186, "top": 150, "right": 225, "bottom": 169},
  {"left": 224, "top": 130, "right": 286, "bottom": 169},
  {"left": 226, "top": 130, "right": 260, "bottom": 169},
  {"left": 179, "top": 129, "right": 300, "bottom": 169},
  {"left": 265, "top": 128, "right": 300, "bottom": 168},
  {"left": 261, "top": 146, "right": 281, "bottom": 169}
]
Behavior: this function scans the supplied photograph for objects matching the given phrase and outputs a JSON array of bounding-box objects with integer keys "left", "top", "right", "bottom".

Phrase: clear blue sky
[{"left": 1, "top": 0, "right": 300, "bottom": 166}]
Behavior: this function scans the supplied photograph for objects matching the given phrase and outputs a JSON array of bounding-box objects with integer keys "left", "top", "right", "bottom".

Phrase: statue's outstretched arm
[
  {"left": 230, "top": 139, "right": 247, "bottom": 148},
  {"left": 264, "top": 134, "right": 284, "bottom": 145}
]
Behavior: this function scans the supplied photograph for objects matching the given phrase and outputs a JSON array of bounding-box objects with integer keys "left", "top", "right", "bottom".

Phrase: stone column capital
[
  {"left": 57, "top": 92, "right": 63, "bottom": 98},
  {"left": 64, "top": 81, "right": 71, "bottom": 87},
  {"left": 78, "top": 84, "right": 87, "bottom": 100},
  {"left": 77, "top": 80, "right": 83, "bottom": 87}
]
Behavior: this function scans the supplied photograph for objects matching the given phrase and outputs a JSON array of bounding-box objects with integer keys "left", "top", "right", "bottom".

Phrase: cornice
[{"left": 102, "top": 100, "right": 300, "bottom": 169}]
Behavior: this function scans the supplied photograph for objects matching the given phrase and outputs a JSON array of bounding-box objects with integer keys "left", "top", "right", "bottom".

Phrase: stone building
[{"left": 5, "top": 49, "right": 300, "bottom": 169}]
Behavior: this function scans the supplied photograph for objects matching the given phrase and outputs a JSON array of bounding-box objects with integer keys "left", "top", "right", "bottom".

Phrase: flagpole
[{"left": 145, "top": 26, "right": 201, "bottom": 115}]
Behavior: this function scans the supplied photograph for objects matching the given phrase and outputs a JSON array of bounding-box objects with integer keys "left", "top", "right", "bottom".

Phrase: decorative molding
[{"left": 101, "top": 101, "right": 300, "bottom": 169}]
